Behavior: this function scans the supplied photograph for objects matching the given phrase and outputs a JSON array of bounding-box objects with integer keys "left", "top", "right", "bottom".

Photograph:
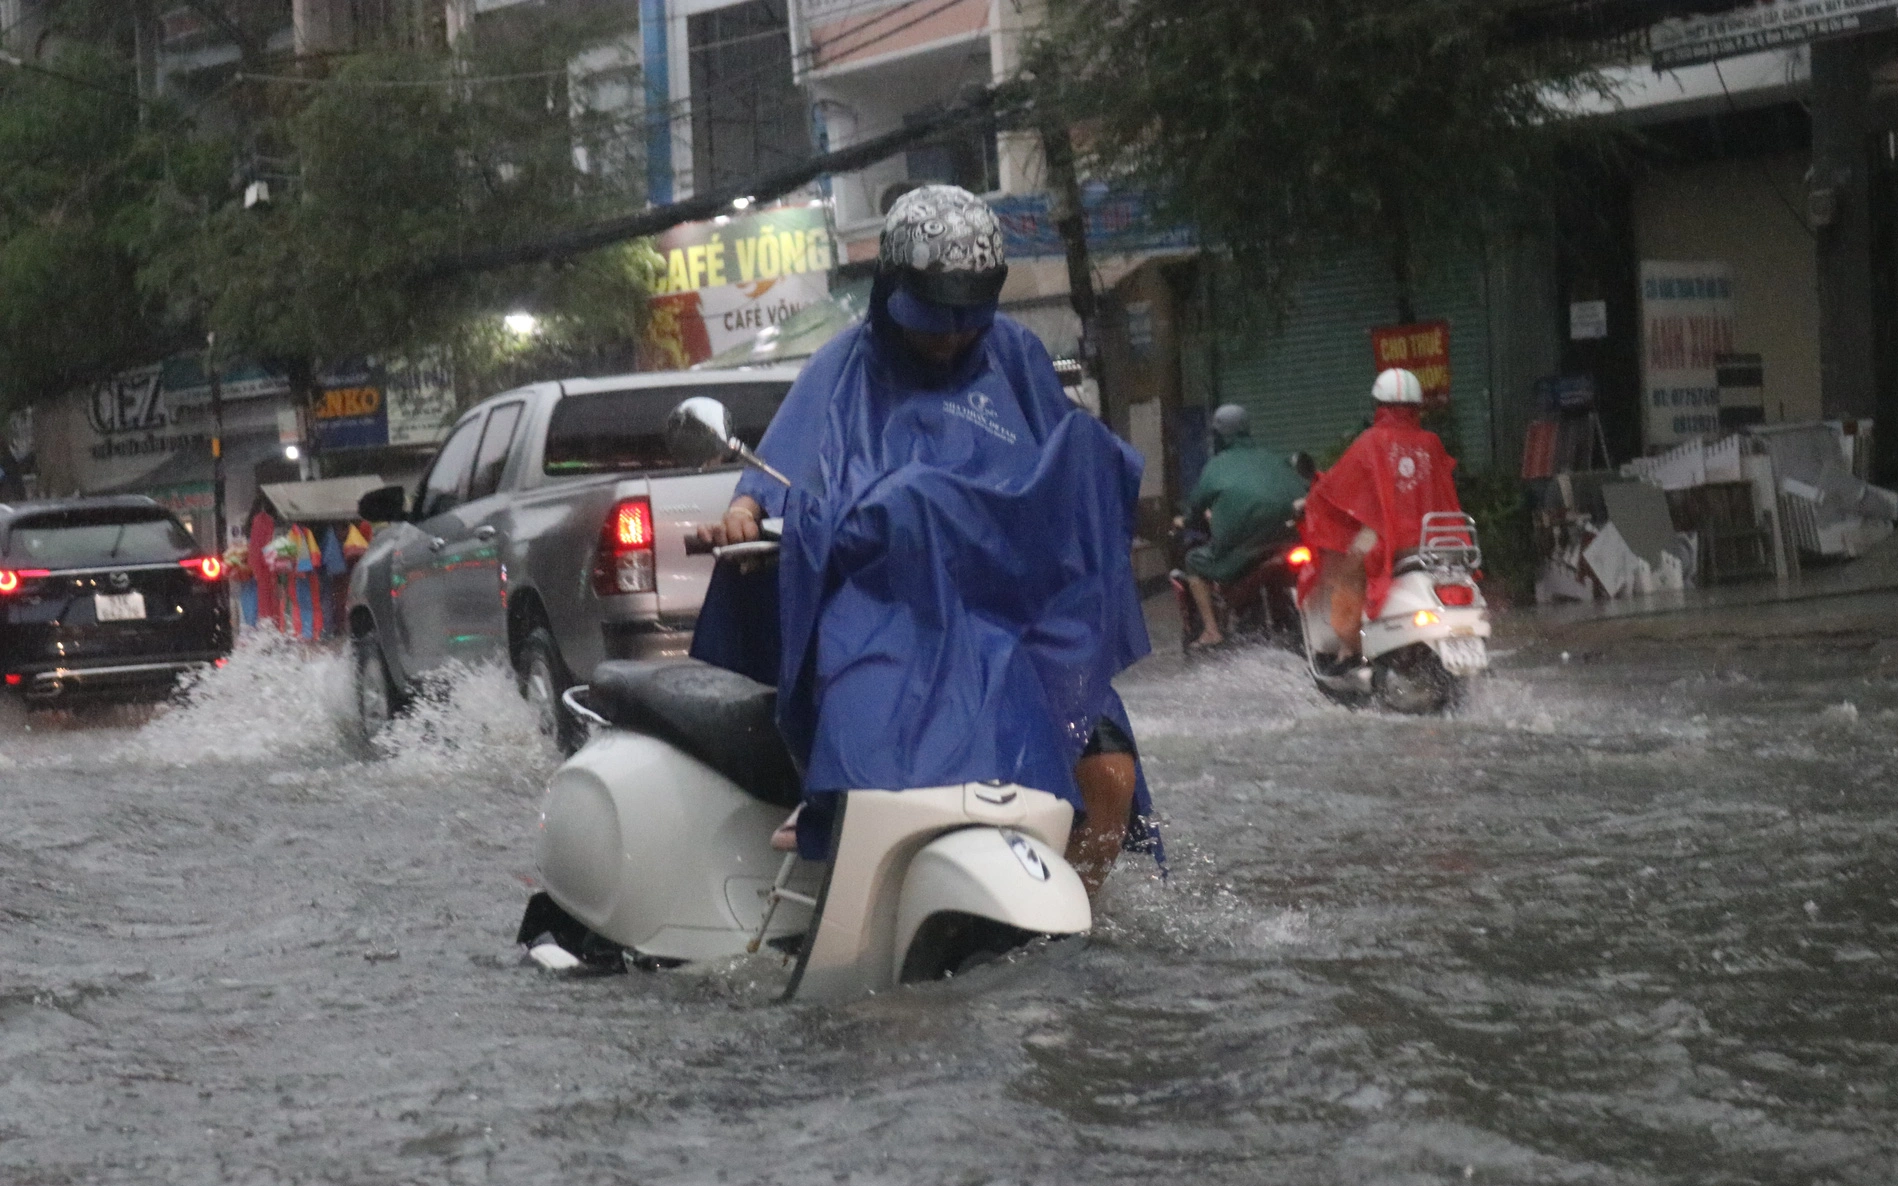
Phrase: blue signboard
[
  {"left": 311, "top": 382, "right": 389, "bottom": 451},
  {"left": 990, "top": 184, "right": 1194, "bottom": 260}
]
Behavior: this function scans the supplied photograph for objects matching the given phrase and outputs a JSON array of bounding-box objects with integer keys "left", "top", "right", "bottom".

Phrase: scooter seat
[{"left": 586, "top": 660, "right": 803, "bottom": 810}]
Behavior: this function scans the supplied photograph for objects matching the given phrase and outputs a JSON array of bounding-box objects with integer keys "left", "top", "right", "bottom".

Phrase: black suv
[{"left": 1, "top": 497, "right": 232, "bottom": 704}]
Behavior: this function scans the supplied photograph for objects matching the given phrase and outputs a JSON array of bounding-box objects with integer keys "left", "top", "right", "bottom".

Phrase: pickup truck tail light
[{"left": 593, "top": 498, "right": 656, "bottom": 596}]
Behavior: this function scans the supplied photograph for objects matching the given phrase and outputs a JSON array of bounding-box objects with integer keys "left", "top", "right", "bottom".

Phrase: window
[
  {"left": 688, "top": 0, "right": 810, "bottom": 195},
  {"left": 416, "top": 415, "right": 485, "bottom": 520},
  {"left": 468, "top": 402, "right": 525, "bottom": 501},
  {"left": 3, "top": 510, "right": 196, "bottom": 568},
  {"left": 543, "top": 382, "right": 792, "bottom": 475}
]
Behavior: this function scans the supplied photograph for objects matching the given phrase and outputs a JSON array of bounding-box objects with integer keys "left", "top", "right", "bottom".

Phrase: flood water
[{"left": 2, "top": 602, "right": 1895, "bottom": 1184}]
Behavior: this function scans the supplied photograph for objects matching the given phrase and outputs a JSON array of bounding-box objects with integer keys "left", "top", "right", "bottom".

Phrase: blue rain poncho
[{"left": 691, "top": 279, "right": 1160, "bottom": 860}]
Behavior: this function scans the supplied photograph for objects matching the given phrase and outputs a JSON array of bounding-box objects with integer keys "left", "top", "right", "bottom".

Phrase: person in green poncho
[{"left": 1179, "top": 404, "right": 1310, "bottom": 647}]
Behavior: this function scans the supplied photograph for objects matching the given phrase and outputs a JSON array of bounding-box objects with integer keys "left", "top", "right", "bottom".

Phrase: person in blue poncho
[{"left": 692, "top": 185, "right": 1159, "bottom": 898}]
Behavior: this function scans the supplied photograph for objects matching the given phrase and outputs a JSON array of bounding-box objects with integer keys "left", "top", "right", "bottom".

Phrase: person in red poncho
[{"left": 1298, "top": 368, "right": 1463, "bottom": 673}]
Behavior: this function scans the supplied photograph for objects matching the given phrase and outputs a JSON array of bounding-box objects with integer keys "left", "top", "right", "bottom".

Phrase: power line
[
  {"left": 422, "top": 79, "right": 1027, "bottom": 281},
  {"left": 236, "top": 65, "right": 571, "bottom": 88}
]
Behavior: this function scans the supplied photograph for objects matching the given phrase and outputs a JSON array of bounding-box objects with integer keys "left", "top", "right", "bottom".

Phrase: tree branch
[{"left": 178, "top": 0, "right": 263, "bottom": 68}]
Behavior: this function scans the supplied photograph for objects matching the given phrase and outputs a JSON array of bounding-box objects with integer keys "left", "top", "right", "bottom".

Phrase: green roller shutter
[{"left": 1213, "top": 246, "right": 1493, "bottom": 470}]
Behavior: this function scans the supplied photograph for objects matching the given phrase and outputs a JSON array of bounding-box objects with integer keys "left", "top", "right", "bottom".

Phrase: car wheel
[
  {"left": 352, "top": 634, "right": 401, "bottom": 752},
  {"left": 516, "top": 625, "right": 579, "bottom": 754}
]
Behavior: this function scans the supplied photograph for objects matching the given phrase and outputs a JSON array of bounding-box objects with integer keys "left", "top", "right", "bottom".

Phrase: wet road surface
[{"left": 2, "top": 602, "right": 1895, "bottom": 1184}]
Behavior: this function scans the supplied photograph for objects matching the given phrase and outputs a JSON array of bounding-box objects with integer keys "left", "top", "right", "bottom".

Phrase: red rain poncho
[{"left": 1299, "top": 405, "right": 1462, "bottom": 617}]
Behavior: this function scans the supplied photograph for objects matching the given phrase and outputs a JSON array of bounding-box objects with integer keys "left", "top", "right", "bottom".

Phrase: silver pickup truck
[{"left": 345, "top": 366, "right": 799, "bottom": 747}]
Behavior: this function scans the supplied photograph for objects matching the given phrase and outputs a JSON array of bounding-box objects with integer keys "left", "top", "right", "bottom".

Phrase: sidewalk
[
  {"left": 1521, "top": 533, "right": 1898, "bottom": 627},
  {"left": 1497, "top": 534, "right": 1898, "bottom": 650}
]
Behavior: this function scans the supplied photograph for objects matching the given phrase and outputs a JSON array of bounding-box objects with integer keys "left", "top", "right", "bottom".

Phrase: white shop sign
[{"left": 1640, "top": 261, "right": 1736, "bottom": 450}]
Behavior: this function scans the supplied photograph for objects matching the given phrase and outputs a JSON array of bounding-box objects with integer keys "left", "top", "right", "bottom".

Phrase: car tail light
[
  {"left": 180, "top": 556, "right": 224, "bottom": 581},
  {"left": 1435, "top": 584, "right": 1474, "bottom": 606},
  {"left": 1286, "top": 545, "right": 1312, "bottom": 567},
  {"left": 593, "top": 498, "right": 656, "bottom": 596},
  {"left": 0, "top": 568, "right": 49, "bottom": 595},
  {"left": 4, "top": 673, "right": 20, "bottom": 686}
]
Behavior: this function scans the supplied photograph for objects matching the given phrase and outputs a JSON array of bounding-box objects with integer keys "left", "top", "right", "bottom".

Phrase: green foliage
[
  {"left": 1456, "top": 466, "right": 1535, "bottom": 606},
  {"left": 0, "top": 47, "right": 167, "bottom": 413},
  {"left": 136, "top": 35, "right": 650, "bottom": 382},
  {"left": 1043, "top": 0, "right": 1615, "bottom": 319},
  {"left": 0, "top": 11, "right": 653, "bottom": 413}
]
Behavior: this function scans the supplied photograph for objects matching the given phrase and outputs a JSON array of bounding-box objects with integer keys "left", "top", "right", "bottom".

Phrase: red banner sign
[{"left": 1370, "top": 320, "right": 1451, "bottom": 411}]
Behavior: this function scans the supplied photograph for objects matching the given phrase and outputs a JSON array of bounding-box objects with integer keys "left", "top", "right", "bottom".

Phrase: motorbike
[
  {"left": 1168, "top": 451, "right": 1317, "bottom": 654},
  {"left": 1167, "top": 528, "right": 1310, "bottom": 654},
  {"left": 515, "top": 396, "right": 1094, "bottom": 1000},
  {"left": 1298, "top": 511, "right": 1490, "bottom": 714}
]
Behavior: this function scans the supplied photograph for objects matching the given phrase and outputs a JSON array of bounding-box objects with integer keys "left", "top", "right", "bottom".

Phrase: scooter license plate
[{"left": 1437, "top": 635, "right": 1487, "bottom": 673}]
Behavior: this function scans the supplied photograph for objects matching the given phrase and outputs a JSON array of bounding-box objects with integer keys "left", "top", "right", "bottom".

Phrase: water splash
[{"left": 119, "top": 628, "right": 354, "bottom": 765}]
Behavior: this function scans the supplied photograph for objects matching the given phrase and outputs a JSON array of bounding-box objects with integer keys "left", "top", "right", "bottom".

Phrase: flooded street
[{"left": 3, "top": 602, "right": 1896, "bottom": 1185}]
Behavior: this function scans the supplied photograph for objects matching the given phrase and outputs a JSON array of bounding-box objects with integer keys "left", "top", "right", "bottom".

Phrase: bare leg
[
  {"left": 1185, "top": 575, "right": 1223, "bottom": 646},
  {"left": 1321, "top": 549, "right": 1367, "bottom": 657},
  {"left": 1067, "top": 752, "right": 1136, "bottom": 899}
]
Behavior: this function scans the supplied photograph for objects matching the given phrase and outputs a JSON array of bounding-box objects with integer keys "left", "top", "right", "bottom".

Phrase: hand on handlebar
[{"left": 695, "top": 496, "right": 765, "bottom": 548}]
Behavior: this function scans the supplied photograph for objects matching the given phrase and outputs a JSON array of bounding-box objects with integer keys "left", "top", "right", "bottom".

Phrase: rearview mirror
[
  {"left": 357, "top": 484, "right": 408, "bottom": 522},
  {"left": 664, "top": 397, "right": 793, "bottom": 486},
  {"left": 665, "top": 396, "right": 736, "bottom": 467}
]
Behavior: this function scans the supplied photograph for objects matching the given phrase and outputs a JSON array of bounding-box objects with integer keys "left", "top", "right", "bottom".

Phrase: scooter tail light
[
  {"left": 593, "top": 498, "right": 656, "bottom": 596},
  {"left": 1435, "top": 584, "right": 1475, "bottom": 606},
  {"left": 1286, "top": 545, "right": 1312, "bottom": 567}
]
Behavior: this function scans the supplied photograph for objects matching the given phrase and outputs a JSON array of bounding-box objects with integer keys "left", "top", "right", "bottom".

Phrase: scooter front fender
[{"left": 891, "top": 827, "right": 1091, "bottom": 984}]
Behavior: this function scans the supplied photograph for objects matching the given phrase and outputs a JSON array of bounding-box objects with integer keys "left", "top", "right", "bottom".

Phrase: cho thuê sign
[
  {"left": 645, "top": 202, "right": 834, "bottom": 369},
  {"left": 1371, "top": 321, "right": 1452, "bottom": 411}
]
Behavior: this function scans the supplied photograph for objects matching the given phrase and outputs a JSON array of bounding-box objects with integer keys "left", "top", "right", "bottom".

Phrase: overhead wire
[{"left": 1711, "top": 57, "right": 1815, "bottom": 240}]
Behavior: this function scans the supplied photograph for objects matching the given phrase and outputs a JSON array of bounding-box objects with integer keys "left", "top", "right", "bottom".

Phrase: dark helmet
[{"left": 878, "top": 185, "right": 1008, "bottom": 331}]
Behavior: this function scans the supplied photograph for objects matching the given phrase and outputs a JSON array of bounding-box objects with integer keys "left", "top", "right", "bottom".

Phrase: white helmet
[{"left": 1372, "top": 368, "right": 1424, "bottom": 405}]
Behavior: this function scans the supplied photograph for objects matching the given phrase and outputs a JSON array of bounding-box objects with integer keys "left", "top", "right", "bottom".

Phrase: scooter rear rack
[{"left": 1418, "top": 512, "right": 1481, "bottom": 575}]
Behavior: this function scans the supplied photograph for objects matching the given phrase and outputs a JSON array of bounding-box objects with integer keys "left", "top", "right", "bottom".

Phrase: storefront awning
[{"left": 261, "top": 476, "right": 385, "bottom": 523}]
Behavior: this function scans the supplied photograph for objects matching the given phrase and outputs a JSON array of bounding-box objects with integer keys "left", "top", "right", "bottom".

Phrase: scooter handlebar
[{"left": 684, "top": 518, "right": 783, "bottom": 558}]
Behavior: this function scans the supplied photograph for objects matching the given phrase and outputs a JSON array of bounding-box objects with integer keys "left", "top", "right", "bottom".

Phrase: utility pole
[
  {"left": 207, "top": 334, "right": 227, "bottom": 553},
  {"left": 1810, "top": 35, "right": 1879, "bottom": 432},
  {"left": 1029, "top": 54, "right": 1104, "bottom": 424}
]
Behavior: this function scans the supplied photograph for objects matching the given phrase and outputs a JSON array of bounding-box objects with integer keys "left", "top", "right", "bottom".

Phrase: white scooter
[
  {"left": 515, "top": 398, "right": 1093, "bottom": 1001},
  {"left": 1300, "top": 512, "right": 1490, "bottom": 713}
]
